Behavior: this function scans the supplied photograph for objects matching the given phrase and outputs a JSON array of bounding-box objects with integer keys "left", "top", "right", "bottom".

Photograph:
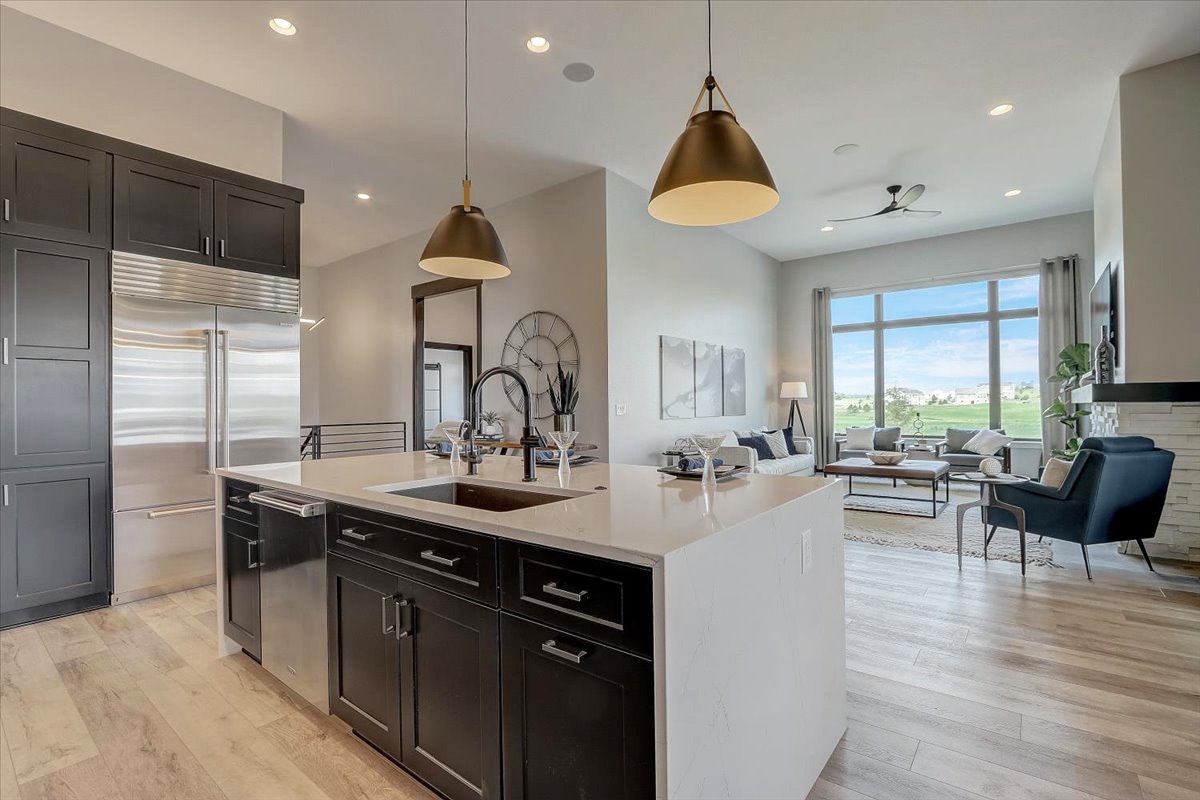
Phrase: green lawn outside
[{"left": 834, "top": 399, "right": 1043, "bottom": 440}]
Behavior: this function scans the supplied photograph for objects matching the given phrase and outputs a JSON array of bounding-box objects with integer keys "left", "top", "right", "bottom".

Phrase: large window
[{"left": 831, "top": 273, "right": 1041, "bottom": 439}]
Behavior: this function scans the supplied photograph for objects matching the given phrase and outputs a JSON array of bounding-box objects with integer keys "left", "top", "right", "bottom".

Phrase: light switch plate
[
  {"left": 615, "top": 403, "right": 628, "bottom": 416},
  {"left": 801, "top": 529, "right": 813, "bottom": 573}
]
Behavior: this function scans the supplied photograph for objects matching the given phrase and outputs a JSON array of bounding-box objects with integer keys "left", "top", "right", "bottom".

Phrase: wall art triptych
[{"left": 659, "top": 335, "right": 746, "bottom": 420}]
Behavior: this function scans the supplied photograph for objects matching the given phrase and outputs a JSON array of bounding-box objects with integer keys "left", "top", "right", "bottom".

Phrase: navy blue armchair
[{"left": 987, "top": 436, "right": 1175, "bottom": 579}]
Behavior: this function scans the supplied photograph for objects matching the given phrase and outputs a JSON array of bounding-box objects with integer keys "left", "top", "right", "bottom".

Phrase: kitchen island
[{"left": 215, "top": 452, "right": 846, "bottom": 800}]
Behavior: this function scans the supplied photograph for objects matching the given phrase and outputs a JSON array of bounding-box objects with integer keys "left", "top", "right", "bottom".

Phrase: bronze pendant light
[
  {"left": 420, "top": 0, "right": 510, "bottom": 279},
  {"left": 648, "top": 0, "right": 778, "bottom": 227}
]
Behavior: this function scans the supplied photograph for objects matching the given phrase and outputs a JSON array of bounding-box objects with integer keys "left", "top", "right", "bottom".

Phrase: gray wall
[
  {"left": 778, "top": 212, "right": 1095, "bottom": 435},
  {"left": 605, "top": 171, "right": 782, "bottom": 465},
  {"left": 300, "top": 266, "right": 322, "bottom": 424}
]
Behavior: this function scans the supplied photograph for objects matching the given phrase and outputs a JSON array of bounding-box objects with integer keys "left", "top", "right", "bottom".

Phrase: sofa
[
  {"left": 703, "top": 429, "right": 816, "bottom": 476},
  {"left": 939, "top": 427, "right": 1011, "bottom": 472},
  {"left": 834, "top": 426, "right": 905, "bottom": 460}
]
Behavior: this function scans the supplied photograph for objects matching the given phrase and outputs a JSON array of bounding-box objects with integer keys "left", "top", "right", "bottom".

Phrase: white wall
[
  {"left": 424, "top": 289, "right": 477, "bottom": 348},
  {"left": 605, "top": 171, "right": 782, "bottom": 465},
  {"left": 315, "top": 171, "right": 609, "bottom": 454},
  {"left": 1113, "top": 55, "right": 1200, "bottom": 383},
  {"left": 1092, "top": 97, "right": 1126, "bottom": 381},
  {"left": 0, "top": 6, "right": 283, "bottom": 181},
  {"left": 778, "top": 212, "right": 1095, "bottom": 432},
  {"left": 299, "top": 266, "right": 322, "bottom": 424}
]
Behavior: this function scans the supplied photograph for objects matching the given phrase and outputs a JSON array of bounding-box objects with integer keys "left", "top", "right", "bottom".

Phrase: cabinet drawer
[
  {"left": 330, "top": 506, "right": 497, "bottom": 606},
  {"left": 499, "top": 541, "right": 652, "bottom": 658},
  {"left": 224, "top": 480, "right": 258, "bottom": 526}
]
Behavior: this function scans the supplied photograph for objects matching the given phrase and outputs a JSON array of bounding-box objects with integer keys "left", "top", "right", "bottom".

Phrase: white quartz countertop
[{"left": 216, "top": 452, "right": 838, "bottom": 566}]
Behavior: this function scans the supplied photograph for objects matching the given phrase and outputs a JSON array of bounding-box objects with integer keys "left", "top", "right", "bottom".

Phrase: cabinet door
[
  {"left": 113, "top": 156, "right": 213, "bottom": 264},
  {"left": 1, "top": 126, "right": 111, "bottom": 248},
  {"left": 399, "top": 577, "right": 500, "bottom": 800},
  {"left": 1, "top": 236, "right": 109, "bottom": 469},
  {"left": 328, "top": 553, "right": 402, "bottom": 761},
  {"left": 223, "top": 518, "right": 261, "bottom": 661},
  {"left": 1, "top": 464, "right": 109, "bottom": 621},
  {"left": 214, "top": 182, "right": 299, "bottom": 279},
  {"left": 501, "top": 614, "right": 655, "bottom": 800}
]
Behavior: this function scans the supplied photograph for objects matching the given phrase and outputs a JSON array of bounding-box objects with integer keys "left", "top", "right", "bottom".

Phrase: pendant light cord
[
  {"left": 464, "top": 0, "right": 469, "bottom": 184},
  {"left": 706, "top": 0, "right": 714, "bottom": 111}
]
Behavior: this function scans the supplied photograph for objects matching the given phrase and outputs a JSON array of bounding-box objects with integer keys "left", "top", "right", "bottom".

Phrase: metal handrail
[{"left": 300, "top": 422, "right": 407, "bottom": 460}]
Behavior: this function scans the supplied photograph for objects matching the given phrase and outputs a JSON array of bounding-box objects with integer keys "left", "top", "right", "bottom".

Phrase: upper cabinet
[
  {"left": 1, "top": 127, "right": 111, "bottom": 248},
  {"left": 215, "top": 182, "right": 300, "bottom": 278},
  {"left": 113, "top": 156, "right": 214, "bottom": 265}
]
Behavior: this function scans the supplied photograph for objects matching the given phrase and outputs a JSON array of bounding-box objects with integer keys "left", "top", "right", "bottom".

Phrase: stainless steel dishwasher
[{"left": 248, "top": 490, "right": 329, "bottom": 712}]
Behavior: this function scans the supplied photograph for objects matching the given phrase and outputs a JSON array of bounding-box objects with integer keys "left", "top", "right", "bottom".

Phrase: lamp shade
[
  {"left": 780, "top": 381, "right": 808, "bottom": 400},
  {"left": 648, "top": 110, "right": 779, "bottom": 227},
  {"left": 419, "top": 204, "right": 510, "bottom": 279}
]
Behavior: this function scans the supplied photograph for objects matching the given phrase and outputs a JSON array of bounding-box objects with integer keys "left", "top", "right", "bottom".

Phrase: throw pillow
[
  {"left": 963, "top": 429, "right": 1013, "bottom": 455},
  {"left": 875, "top": 427, "right": 901, "bottom": 451},
  {"left": 845, "top": 426, "right": 877, "bottom": 451},
  {"left": 780, "top": 427, "right": 799, "bottom": 456},
  {"left": 737, "top": 434, "right": 775, "bottom": 461},
  {"left": 1040, "top": 457, "right": 1073, "bottom": 489},
  {"left": 761, "top": 429, "right": 790, "bottom": 459}
]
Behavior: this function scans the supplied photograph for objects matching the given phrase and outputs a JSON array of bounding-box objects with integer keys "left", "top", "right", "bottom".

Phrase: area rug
[{"left": 840, "top": 478, "right": 1059, "bottom": 567}]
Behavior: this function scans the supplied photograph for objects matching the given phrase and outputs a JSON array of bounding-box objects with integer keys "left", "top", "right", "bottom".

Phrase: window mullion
[
  {"left": 874, "top": 294, "right": 884, "bottom": 428},
  {"left": 988, "top": 281, "right": 1001, "bottom": 430}
]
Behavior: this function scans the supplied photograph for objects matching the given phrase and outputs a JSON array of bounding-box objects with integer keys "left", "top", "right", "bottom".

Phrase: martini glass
[
  {"left": 443, "top": 425, "right": 468, "bottom": 476},
  {"left": 547, "top": 429, "right": 579, "bottom": 486},
  {"left": 689, "top": 433, "right": 726, "bottom": 488}
]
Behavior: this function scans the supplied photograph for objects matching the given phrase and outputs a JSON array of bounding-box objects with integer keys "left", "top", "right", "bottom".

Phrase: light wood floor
[{"left": 2, "top": 541, "right": 1198, "bottom": 800}]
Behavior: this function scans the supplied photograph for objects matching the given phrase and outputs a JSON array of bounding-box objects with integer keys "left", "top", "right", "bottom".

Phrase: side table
[{"left": 952, "top": 472, "right": 1030, "bottom": 575}]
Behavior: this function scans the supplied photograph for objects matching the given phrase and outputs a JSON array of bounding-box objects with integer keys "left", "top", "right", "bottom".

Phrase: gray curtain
[
  {"left": 1039, "top": 255, "right": 1079, "bottom": 458},
  {"left": 813, "top": 287, "right": 836, "bottom": 468}
]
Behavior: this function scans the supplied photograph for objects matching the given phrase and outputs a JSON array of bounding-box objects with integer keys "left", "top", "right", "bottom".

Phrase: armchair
[
  {"left": 987, "top": 437, "right": 1175, "bottom": 579},
  {"left": 939, "top": 427, "right": 1011, "bottom": 473},
  {"left": 835, "top": 426, "right": 905, "bottom": 460}
]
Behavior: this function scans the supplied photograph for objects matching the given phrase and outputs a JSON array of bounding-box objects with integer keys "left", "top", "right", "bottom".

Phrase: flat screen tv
[{"left": 1090, "top": 264, "right": 1119, "bottom": 366}]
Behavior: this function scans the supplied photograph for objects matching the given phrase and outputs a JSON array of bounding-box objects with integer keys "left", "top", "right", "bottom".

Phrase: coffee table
[
  {"left": 952, "top": 472, "right": 1030, "bottom": 575},
  {"left": 823, "top": 458, "right": 951, "bottom": 518}
]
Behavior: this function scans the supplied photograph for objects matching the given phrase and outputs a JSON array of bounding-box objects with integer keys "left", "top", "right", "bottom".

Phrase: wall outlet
[
  {"left": 615, "top": 403, "right": 628, "bottom": 416},
  {"left": 800, "top": 529, "right": 813, "bottom": 573}
]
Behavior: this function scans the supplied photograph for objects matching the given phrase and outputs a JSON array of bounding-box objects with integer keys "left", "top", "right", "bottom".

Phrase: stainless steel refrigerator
[{"left": 110, "top": 252, "right": 300, "bottom": 604}]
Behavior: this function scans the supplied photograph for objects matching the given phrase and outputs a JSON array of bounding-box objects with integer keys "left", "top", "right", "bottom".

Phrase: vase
[{"left": 553, "top": 413, "right": 575, "bottom": 433}]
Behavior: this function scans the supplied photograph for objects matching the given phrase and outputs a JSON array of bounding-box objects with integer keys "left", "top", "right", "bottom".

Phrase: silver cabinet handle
[
  {"left": 248, "top": 491, "right": 327, "bottom": 517},
  {"left": 247, "top": 539, "right": 260, "bottom": 569},
  {"left": 218, "top": 329, "right": 230, "bottom": 468},
  {"left": 3, "top": 198, "right": 9, "bottom": 222},
  {"left": 146, "top": 502, "right": 215, "bottom": 519},
  {"left": 542, "top": 581, "right": 587, "bottom": 602},
  {"left": 204, "top": 330, "right": 217, "bottom": 473},
  {"left": 340, "top": 527, "right": 378, "bottom": 542},
  {"left": 2, "top": 485, "right": 8, "bottom": 507},
  {"left": 395, "top": 597, "right": 411, "bottom": 640},
  {"left": 203, "top": 235, "right": 211, "bottom": 255},
  {"left": 419, "top": 549, "right": 460, "bottom": 568},
  {"left": 2, "top": 336, "right": 8, "bottom": 366},
  {"left": 541, "top": 639, "right": 587, "bottom": 664},
  {"left": 381, "top": 594, "right": 395, "bottom": 636},
  {"left": 219, "top": 239, "right": 227, "bottom": 258}
]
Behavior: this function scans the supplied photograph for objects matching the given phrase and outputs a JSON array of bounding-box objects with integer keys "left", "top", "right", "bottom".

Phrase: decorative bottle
[{"left": 1094, "top": 325, "right": 1114, "bottom": 385}]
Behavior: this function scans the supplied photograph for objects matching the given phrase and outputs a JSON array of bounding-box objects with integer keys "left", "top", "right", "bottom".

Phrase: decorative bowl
[
  {"left": 979, "top": 457, "right": 1003, "bottom": 477},
  {"left": 866, "top": 451, "right": 907, "bottom": 465}
]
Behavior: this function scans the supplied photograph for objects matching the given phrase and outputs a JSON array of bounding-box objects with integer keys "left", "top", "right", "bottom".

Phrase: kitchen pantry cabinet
[
  {"left": 114, "top": 156, "right": 300, "bottom": 278},
  {"left": 223, "top": 516, "right": 261, "bottom": 661},
  {"left": 1, "top": 126, "right": 110, "bottom": 248}
]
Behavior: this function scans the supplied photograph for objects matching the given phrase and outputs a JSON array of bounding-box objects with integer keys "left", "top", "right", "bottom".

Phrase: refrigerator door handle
[
  {"left": 219, "top": 329, "right": 231, "bottom": 468},
  {"left": 204, "top": 329, "right": 217, "bottom": 473}
]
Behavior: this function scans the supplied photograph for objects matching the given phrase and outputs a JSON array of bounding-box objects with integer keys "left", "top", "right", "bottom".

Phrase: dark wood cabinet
[
  {"left": 1, "top": 236, "right": 109, "bottom": 470},
  {"left": 328, "top": 553, "right": 403, "bottom": 762},
  {"left": 113, "top": 156, "right": 213, "bottom": 265},
  {"left": 223, "top": 517, "right": 261, "bottom": 661},
  {"left": 398, "top": 576, "right": 500, "bottom": 800},
  {"left": 214, "top": 182, "right": 299, "bottom": 279},
  {"left": 500, "top": 613, "right": 655, "bottom": 800},
  {"left": 0, "top": 463, "right": 110, "bottom": 626},
  {"left": 1, "top": 126, "right": 110, "bottom": 248}
]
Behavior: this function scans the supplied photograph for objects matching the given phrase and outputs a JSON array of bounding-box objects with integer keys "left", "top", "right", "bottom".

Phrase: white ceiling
[{"left": 6, "top": 0, "right": 1200, "bottom": 266}]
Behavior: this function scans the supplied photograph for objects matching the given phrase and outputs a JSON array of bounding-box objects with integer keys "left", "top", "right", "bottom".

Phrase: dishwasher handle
[{"left": 248, "top": 491, "right": 328, "bottom": 517}]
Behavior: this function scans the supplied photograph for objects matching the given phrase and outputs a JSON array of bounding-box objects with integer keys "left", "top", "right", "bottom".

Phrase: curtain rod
[{"left": 830, "top": 261, "right": 1046, "bottom": 298}]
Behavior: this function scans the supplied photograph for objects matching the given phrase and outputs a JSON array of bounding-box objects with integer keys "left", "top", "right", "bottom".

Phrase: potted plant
[
  {"left": 548, "top": 364, "right": 579, "bottom": 433},
  {"left": 1042, "top": 342, "right": 1091, "bottom": 460},
  {"left": 479, "top": 410, "right": 504, "bottom": 438}
]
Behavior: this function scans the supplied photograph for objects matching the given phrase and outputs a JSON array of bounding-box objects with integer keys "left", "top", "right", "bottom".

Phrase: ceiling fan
[{"left": 829, "top": 184, "right": 942, "bottom": 222}]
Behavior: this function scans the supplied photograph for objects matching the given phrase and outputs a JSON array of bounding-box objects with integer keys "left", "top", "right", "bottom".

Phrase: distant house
[
  {"left": 891, "top": 386, "right": 927, "bottom": 404},
  {"left": 953, "top": 382, "right": 1017, "bottom": 404}
]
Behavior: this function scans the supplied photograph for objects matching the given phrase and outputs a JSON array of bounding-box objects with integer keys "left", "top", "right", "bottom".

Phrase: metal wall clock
[{"left": 500, "top": 311, "right": 579, "bottom": 420}]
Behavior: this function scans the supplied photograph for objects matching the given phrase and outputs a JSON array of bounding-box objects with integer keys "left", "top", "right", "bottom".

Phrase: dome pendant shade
[
  {"left": 648, "top": 109, "right": 779, "bottom": 226},
  {"left": 419, "top": 203, "right": 510, "bottom": 279}
]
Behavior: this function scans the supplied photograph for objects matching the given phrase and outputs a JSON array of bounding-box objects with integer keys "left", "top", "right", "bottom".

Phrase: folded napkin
[
  {"left": 536, "top": 449, "right": 574, "bottom": 463},
  {"left": 678, "top": 456, "right": 724, "bottom": 471}
]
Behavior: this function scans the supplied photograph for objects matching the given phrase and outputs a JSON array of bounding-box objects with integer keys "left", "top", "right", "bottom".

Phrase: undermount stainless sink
[{"left": 369, "top": 479, "right": 587, "bottom": 513}]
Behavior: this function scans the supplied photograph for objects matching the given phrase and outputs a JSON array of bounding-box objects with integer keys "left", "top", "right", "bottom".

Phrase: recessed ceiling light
[
  {"left": 526, "top": 35, "right": 550, "bottom": 54},
  {"left": 988, "top": 103, "right": 1013, "bottom": 116},
  {"left": 821, "top": 225, "right": 834, "bottom": 232},
  {"left": 268, "top": 18, "right": 296, "bottom": 36},
  {"left": 833, "top": 144, "right": 859, "bottom": 156},
  {"left": 1004, "top": 188, "right": 1022, "bottom": 197},
  {"left": 562, "top": 62, "right": 595, "bottom": 83},
  {"left": 355, "top": 192, "right": 371, "bottom": 201}
]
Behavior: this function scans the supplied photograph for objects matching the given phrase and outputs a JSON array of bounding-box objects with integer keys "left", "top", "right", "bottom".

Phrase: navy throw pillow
[
  {"left": 778, "top": 427, "right": 799, "bottom": 456},
  {"left": 737, "top": 434, "right": 774, "bottom": 461}
]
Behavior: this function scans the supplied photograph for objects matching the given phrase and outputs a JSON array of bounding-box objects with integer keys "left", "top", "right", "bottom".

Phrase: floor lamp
[{"left": 780, "top": 381, "right": 809, "bottom": 436}]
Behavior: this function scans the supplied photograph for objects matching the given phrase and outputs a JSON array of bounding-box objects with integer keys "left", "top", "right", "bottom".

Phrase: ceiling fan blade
[
  {"left": 828, "top": 207, "right": 895, "bottom": 222},
  {"left": 895, "top": 184, "right": 925, "bottom": 209},
  {"left": 902, "top": 208, "right": 942, "bottom": 217}
]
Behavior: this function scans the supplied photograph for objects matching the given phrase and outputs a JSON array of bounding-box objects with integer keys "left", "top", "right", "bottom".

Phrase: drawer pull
[
  {"left": 395, "top": 597, "right": 412, "bottom": 640},
  {"left": 341, "top": 527, "right": 378, "bottom": 542},
  {"left": 541, "top": 639, "right": 588, "bottom": 664},
  {"left": 380, "top": 594, "right": 395, "bottom": 636},
  {"left": 542, "top": 581, "right": 587, "bottom": 602},
  {"left": 247, "top": 539, "right": 260, "bottom": 570},
  {"left": 420, "top": 549, "right": 460, "bottom": 568}
]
